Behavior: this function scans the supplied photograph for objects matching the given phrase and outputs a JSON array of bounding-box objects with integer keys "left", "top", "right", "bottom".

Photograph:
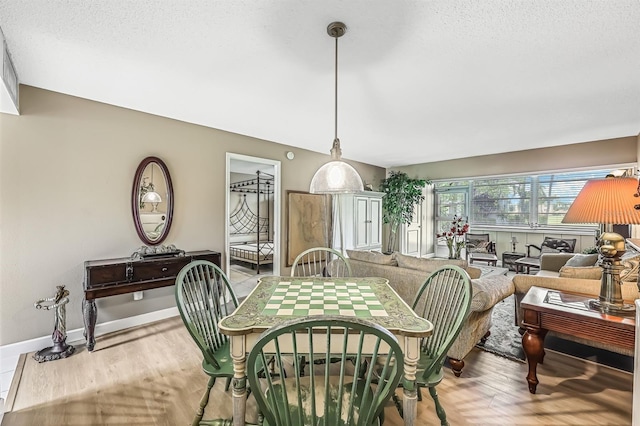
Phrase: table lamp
[{"left": 562, "top": 175, "right": 640, "bottom": 314}]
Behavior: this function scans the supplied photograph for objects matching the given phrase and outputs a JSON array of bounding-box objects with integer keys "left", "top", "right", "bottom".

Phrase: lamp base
[
  {"left": 590, "top": 229, "right": 635, "bottom": 316},
  {"left": 588, "top": 299, "right": 635, "bottom": 316}
]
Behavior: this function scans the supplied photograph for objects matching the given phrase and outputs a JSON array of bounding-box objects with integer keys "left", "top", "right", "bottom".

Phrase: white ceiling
[{"left": 1, "top": 1, "right": 639, "bottom": 168}]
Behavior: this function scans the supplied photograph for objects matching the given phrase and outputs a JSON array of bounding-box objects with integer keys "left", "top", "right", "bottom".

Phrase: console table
[
  {"left": 520, "top": 286, "right": 635, "bottom": 394},
  {"left": 83, "top": 250, "right": 221, "bottom": 351}
]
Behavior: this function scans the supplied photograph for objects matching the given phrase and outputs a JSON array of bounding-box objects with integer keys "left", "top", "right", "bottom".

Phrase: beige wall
[
  {"left": 398, "top": 135, "right": 638, "bottom": 256},
  {"left": 397, "top": 136, "right": 637, "bottom": 180},
  {"left": 0, "top": 86, "right": 385, "bottom": 345}
]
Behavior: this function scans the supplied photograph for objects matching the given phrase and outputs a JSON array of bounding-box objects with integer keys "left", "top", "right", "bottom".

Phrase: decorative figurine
[{"left": 33, "top": 285, "right": 75, "bottom": 362}]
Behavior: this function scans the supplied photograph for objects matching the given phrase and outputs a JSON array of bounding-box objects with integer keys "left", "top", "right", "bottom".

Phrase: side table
[
  {"left": 520, "top": 286, "right": 635, "bottom": 394},
  {"left": 502, "top": 251, "right": 525, "bottom": 271}
]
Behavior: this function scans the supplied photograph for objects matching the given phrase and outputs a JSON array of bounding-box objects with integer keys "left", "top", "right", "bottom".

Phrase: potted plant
[{"left": 380, "top": 171, "right": 430, "bottom": 254}]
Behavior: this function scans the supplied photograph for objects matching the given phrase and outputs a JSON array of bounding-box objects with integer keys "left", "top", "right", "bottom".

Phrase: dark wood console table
[
  {"left": 83, "top": 250, "right": 221, "bottom": 351},
  {"left": 520, "top": 286, "right": 635, "bottom": 394}
]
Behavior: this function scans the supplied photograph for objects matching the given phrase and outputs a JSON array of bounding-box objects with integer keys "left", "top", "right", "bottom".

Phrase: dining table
[{"left": 219, "top": 275, "right": 433, "bottom": 426}]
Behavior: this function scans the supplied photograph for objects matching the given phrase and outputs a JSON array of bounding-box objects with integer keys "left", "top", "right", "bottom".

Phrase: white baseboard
[{"left": 0, "top": 307, "right": 179, "bottom": 397}]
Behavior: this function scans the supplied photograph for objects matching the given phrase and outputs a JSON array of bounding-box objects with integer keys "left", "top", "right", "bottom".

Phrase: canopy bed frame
[{"left": 229, "top": 171, "right": 274, "bottom": 274}]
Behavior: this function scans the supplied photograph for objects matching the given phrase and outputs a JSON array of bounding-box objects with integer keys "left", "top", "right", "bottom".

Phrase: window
[
  {"left": 434, "top": 182, "right": 468, "bottom": 236},
  {"left": 471, "top": 176, "right": 531, "bottom": 226},
  {"left": 435, "top": 167, "right": 633, "bottom": 231}
]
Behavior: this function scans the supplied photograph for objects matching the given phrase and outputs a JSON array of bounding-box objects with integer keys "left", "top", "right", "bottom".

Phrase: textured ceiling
[{"left": 1, "top": 1, "right": 639, "bottom": 168}]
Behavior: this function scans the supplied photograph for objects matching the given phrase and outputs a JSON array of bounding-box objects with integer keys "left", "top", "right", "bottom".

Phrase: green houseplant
[{"left": 380, "top": 171, "right": 430, "bottom": 254}]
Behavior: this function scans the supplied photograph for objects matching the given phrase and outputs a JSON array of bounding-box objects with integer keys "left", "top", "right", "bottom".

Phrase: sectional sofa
[{"left": 345, "top": 249, "right": 515, "bottom": 376}]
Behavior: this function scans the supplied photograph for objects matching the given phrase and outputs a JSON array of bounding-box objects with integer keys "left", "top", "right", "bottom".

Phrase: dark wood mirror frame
[{"left": 131, "top": 156, "right": 174, "bottom": 246}]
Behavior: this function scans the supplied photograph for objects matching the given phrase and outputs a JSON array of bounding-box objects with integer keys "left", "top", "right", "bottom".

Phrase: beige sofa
[
  {"left": 346, "top": 250, "right": 514, "bottom": 377},
  {"left": 512, "top": 252, "right": 640, "bottom": 355}
]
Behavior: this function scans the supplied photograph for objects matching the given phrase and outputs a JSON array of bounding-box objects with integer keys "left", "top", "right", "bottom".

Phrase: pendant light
[
  {"left": 309, "top": 22, "right": 364, "bottom": 194},
  {"left": 141, "top": 163, "right": 162, "bottom": 212}
]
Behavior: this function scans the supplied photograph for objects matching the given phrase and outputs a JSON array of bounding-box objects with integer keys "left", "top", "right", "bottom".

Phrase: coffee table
[
  {"left": 520, "top": 286, "right": 635, "bottom": 394},
  {"left": 475, "top": 265, "right": 509, "bottom": 278}
]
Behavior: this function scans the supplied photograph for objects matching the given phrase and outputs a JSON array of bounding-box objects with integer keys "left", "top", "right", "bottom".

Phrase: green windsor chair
[
  {"left": 175, "top": 260, "right": 240, "bottom": 426},
  {"left": 247, "top": 316, "right": 404, "bottom": 426},
  {"left": 396, "top": 265, "right": 472, "bottom": 426},
  {"left": 290, "top": 247, "right": 354, "bottom": 375},
  {"left": 290, "top": 247, "right": 352, "bottom": 278}
]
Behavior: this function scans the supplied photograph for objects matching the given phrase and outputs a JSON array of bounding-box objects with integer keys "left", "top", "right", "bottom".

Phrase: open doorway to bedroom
[{"left": 225, "top": 153, "right": 281, "bottom": 299}]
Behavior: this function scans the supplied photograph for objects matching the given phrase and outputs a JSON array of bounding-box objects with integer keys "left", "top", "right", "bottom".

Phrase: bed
[
  {"left": 229, "top": 241, "right": 274, "bottom": 266},
  {"left": 229, "top": 171, "right": 274, "bottom": 273}
]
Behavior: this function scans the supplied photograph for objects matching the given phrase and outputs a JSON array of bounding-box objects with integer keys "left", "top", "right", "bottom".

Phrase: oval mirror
[{"left": 131, "top": 156, "right": 174, "bottom": 246}]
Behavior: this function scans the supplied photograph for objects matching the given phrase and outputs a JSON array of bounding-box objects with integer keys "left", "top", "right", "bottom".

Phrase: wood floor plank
[{"left": 1, "top": 317, "right": 633, "bottom": 425}]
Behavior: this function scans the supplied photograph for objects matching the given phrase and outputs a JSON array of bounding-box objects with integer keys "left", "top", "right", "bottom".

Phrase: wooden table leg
[
  {"left": 402, "top": 336, "right": 421, "bottom": 426},
  {"left": 82, "top": 298, "right": 97, "bottom": 351},
  {"left": 229, "top": 335, "right": 247, "bottom": 426},
  {"left": 522, "top": 326, "right": 547, "bottom": 394}
]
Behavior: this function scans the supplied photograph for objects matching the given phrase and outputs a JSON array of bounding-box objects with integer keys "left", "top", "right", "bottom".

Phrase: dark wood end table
[
  {"left": 520, "top": 286, "right": 635, "bottom": 394},
  {"left": 502, "top": 251, "right": 525, "bottom": 271}
]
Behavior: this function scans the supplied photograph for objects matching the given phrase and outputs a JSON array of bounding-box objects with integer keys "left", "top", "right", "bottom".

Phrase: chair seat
[
  {"left": 263, "top": 377, "right": 380, "bottom": 426},
  {"left": 514, "top": 256, "right": 539, "bottom": 265},
  {"left": 415, "top": 354, "right": 445, "bottom": 388},
  {"left": 201, "top": 340, "right": 235, "bottom": 378},
  {"left": 468, "top": 252, "right": 498, "bottom": 266}
]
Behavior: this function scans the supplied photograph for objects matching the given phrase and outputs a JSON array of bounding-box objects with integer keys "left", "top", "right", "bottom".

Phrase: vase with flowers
[{"left": 437, "top": 215, "right": 469, "bottom": 259}]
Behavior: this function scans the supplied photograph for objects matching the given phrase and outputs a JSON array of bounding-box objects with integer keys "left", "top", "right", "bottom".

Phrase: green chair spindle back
[
  {"left": 175, "top": 260, "right": 239, "bottom": 426},
  {"left": 247, "top": 316, "right": 403, "bottom": 426},
  {"left": 409, "top": 265, "right": 472, "bottom": 425},
  {"left": 176, "top": 260, "right": 239, "bottom": 367},
  {"left": 291, "top": 247, "right": 352, "bottom": 278}
]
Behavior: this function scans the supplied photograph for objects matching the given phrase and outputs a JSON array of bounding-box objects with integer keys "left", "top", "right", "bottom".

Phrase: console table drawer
[
  {"left": 85, "top": 250, "right": 220, "bottom": 291},
  {"left": 86, "top": 257, "right": 193, "bottom": 288}
]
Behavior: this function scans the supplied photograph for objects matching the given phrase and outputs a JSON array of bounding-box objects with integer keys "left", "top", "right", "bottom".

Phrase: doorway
[{"left": 225, "top": 153, "right": 281, "bottom": 298}]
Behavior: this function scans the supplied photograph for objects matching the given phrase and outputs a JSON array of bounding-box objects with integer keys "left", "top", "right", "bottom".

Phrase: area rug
[
  {"left": 476, "top": 295, "right": 526, "bottom": 362},
  {"left": 477, "top": 294, "right": 634, "bottom": 373}
]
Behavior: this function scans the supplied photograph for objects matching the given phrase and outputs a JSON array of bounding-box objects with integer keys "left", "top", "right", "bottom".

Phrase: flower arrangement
[{"left": 437, "top": 215, "right": 469, "bottom": 259}]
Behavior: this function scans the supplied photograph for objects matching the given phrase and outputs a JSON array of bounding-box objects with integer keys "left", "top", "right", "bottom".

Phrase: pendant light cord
[
  {"left": 330, "top": 31, "right": 342, "bottom": 161},
  {"left": 334, "top": 35, "right": 338, "bottom": 142}
]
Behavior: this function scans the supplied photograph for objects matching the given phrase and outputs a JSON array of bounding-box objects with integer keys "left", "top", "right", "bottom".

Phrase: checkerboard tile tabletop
[{"left": 261, "top": 281, "right": 388, "bottom": 317}]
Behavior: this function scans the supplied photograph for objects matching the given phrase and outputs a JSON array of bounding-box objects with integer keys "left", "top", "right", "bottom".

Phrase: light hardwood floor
[{"left": 2, "top": 316, "right": 633, "bottom": 425}]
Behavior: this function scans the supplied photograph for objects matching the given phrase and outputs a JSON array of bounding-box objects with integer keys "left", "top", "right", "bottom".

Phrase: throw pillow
[
  {"left": 565, "top": 253, "right": 599, "bottom": 267},
  {"left": 468, "top": 240, "right": 490, "bottom": 253},
  {"left": 558, "top": 265, "right": 603, "bottom": 280},
  {"left": 346, "top": 249, "right": 397, "bottom": 266}
]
